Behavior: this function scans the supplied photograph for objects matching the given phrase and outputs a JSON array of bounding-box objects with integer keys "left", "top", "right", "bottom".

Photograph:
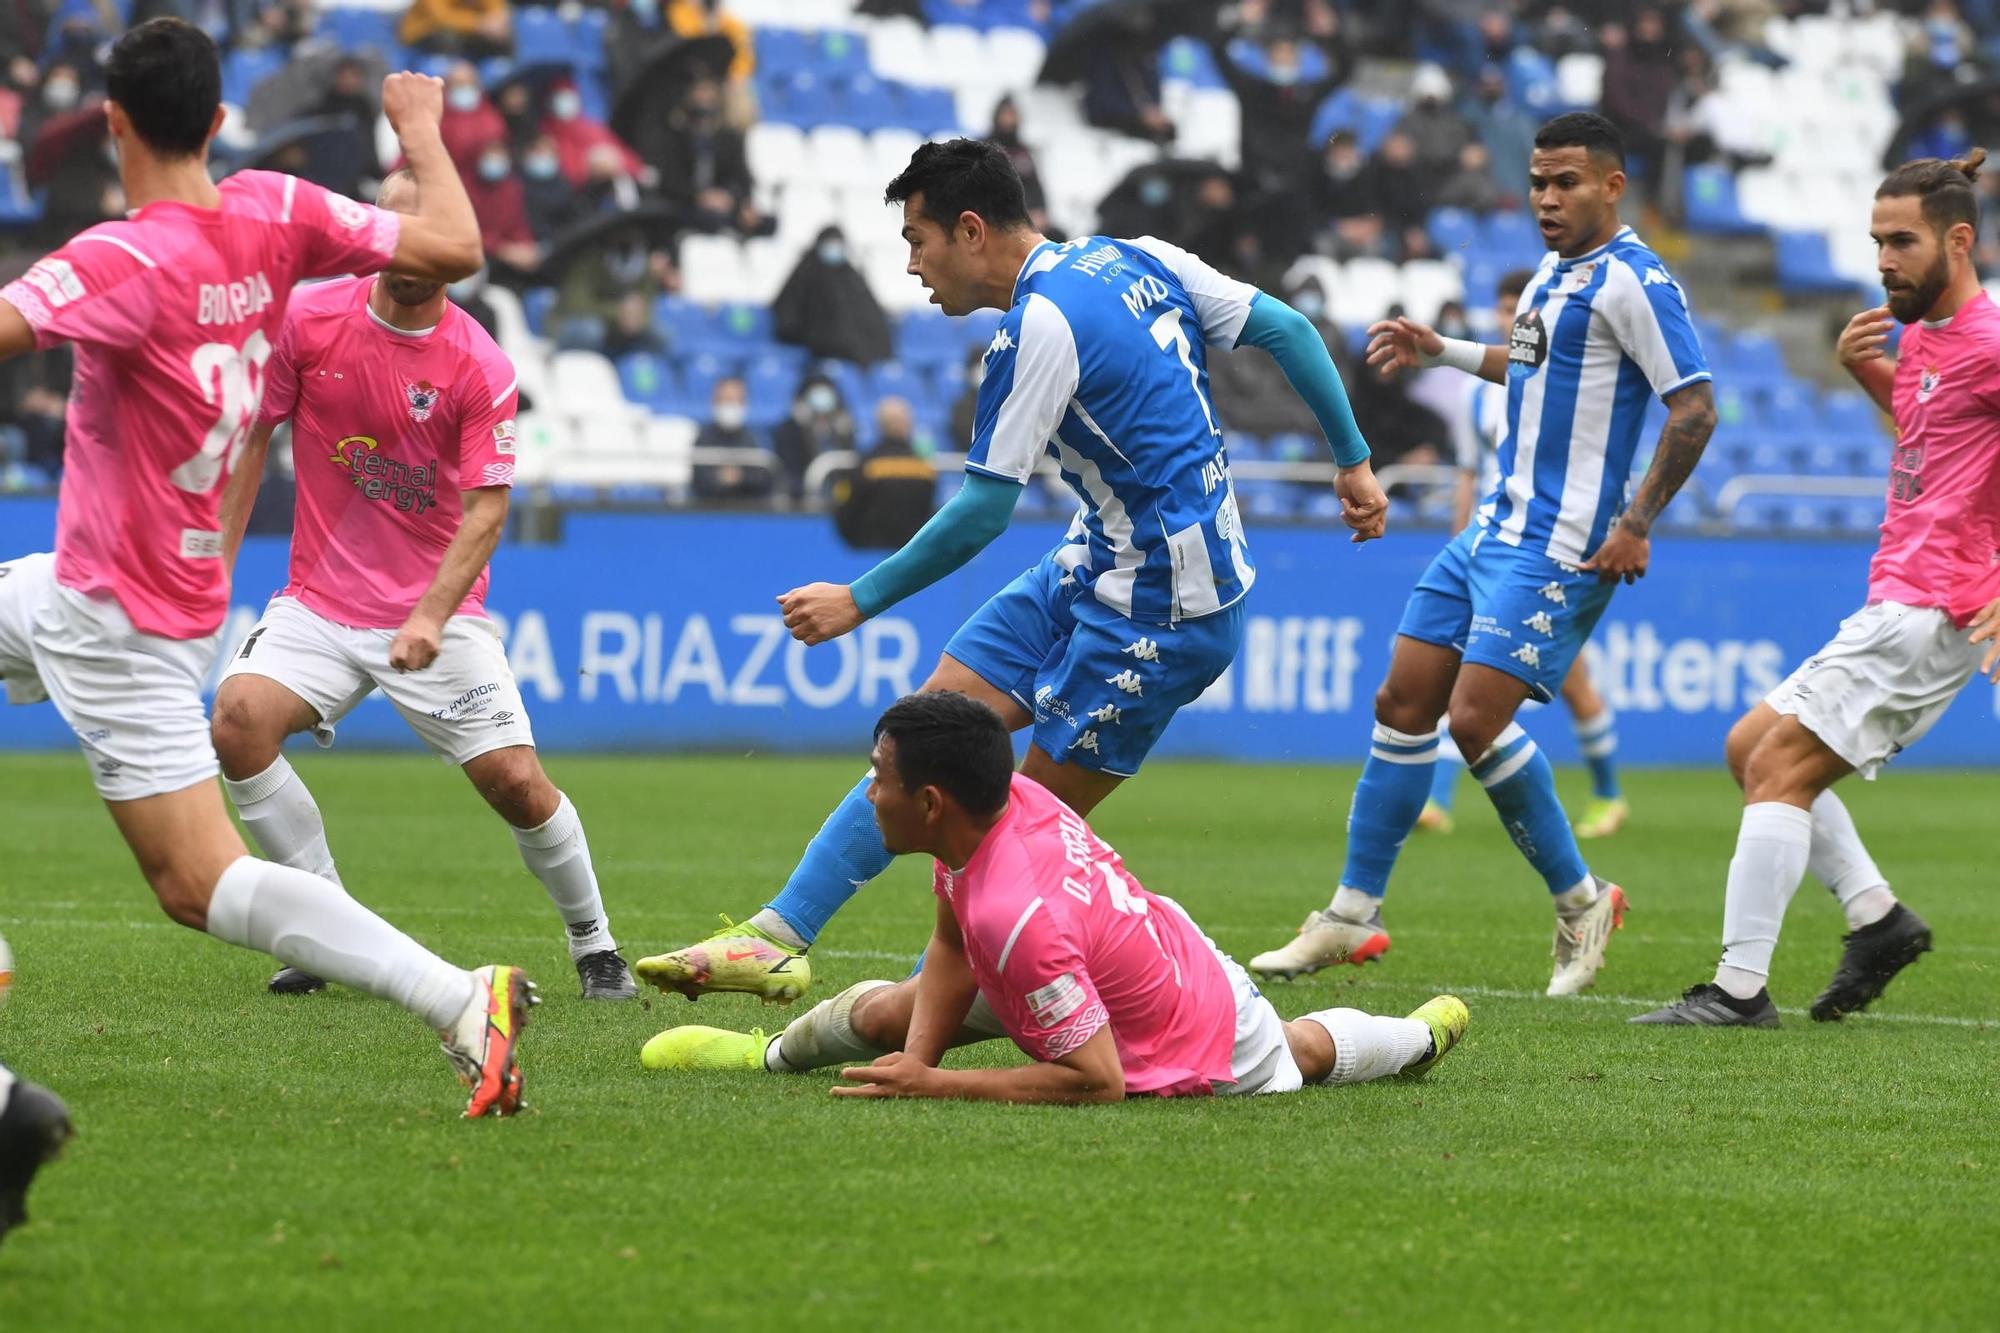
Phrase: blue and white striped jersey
[
  {"left": 966, "top": 234, "right": 1259, "bottom": 624},
  {"left": 1477, "top": 226, "right": 1710, "bottom": 566}
]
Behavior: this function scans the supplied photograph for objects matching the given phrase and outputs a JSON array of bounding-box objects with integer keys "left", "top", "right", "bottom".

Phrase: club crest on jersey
[
  {"left": 1918, "top": 366, "right": 1942, "bottom": 403},
  {"left": 405, "top": 380, "right": 442, "bottom": 423}
]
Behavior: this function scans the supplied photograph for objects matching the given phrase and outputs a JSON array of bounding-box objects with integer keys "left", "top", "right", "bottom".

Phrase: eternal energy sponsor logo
[{"left": 327, "top": 435, "right": 439, "bottom": 514}]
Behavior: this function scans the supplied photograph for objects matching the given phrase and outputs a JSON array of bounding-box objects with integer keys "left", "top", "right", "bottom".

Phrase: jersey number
[
  {"left": 1149, "top": 308, "right": 1220, "bottom": 438},
  {"left": 171, "top": 333, "right": 273, "bottom": 494},
  {"left": 1061, "top": 858, "right": 1183, "bottom": 988}
]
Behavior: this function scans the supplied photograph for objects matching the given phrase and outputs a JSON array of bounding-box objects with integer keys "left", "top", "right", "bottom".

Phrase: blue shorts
[
  {"left": 944, "top": 554, "right": 1245, "bottom": 778},
  {"left": 1397, "top": 526, "right": 1615, "bottom": 703}
]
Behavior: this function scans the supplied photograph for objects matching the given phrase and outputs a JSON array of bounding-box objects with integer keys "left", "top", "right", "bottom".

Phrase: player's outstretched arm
[
  {"left": 1837, "top": 305, "right": 1897, "bottom": 414},
  {"left": 381, "top": 72, "right": 483, "bottom": 283},
  {"left": 1582, "top": 380, "right": 1717, "bottom": 585},
  {"left": 778, "top": 473, "right": 1023, "bottom": 645},
  {"left": 219, "top": 422, "right": 275, "bottom": 569},
  {"left": 902, "top": 902, "right": 977, "bottom": 1067},
  {"left": 391, "top": 486, "right": 508, "bottom": 672},
  {"left": 1365, "top": 316, "right": 1509, "bottom": 384},
  {"left": 835, "top": 1026, "right": 1125, "bottom": 1104}
]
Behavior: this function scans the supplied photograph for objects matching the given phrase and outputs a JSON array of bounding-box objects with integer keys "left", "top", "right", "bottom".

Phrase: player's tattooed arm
[{"left": 1582, "top": 380, "right": 1715, "bottom": 584}]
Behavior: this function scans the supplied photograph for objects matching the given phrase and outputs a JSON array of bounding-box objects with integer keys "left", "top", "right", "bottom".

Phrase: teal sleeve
[
  {"left": 1235, "top": 293, "right": 1372, "bottom": 468},
  {"left": 850, "top": 472, "right": 1024, "bottom": 619}
]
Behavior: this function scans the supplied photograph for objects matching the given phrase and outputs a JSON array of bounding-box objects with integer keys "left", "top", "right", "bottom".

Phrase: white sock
[
  {"left": 205, "top": 856, "right": 475, "bottom": 1029},
  {"left": 1300, "top": 1009, "right": 1434, "bottom": 1085},
  {"left": 1574, "top": 707, "right": 1616, "bottom": 757},
  {"left": 773, "top": 980, "right": 893, "bottom": 1071},
  {"left": 1552, "top": 876, "right": 1600, "bottom": 914},
  {"left": 223, "top": 756, "right": 342, "bottom": 887},
  {"left": 512, "top": 793, "right": 615, "bottom": 959},
  {"left": 1716, "top": 802, "right": 1814, "bottom": 993},
  {"left": 748, "top": 908, "right": 808, "bottom": 950},
  {"left": 1808, "top": 790, "right": 1896, "bottom": 930},
  {"left": 0, "top": 1062, "right": 13, "bottom": 1116},
  {"left": 1329, "top": 885, "right": 1380, "bottom": 921}
]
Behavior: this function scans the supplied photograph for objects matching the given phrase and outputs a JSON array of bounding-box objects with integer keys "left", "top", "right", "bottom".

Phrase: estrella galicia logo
[{"left": 1509, "top": 308, "right": 1547, "bottom": 369}]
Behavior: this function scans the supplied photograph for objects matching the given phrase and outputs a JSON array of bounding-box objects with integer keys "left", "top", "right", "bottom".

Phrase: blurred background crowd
[{"left": 0, "top": 0, "right": 1991, "bottom": 546}]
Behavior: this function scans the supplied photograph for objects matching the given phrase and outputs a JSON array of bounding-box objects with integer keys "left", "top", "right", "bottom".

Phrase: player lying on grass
[
  {"left": 0, "top": 1062, "right": 71, "bottom": 1249},
  {"left": 1250, "top": 112, "right": 1717, "bottom": 997},
  {"left": 212, "top": 168, "right": 635, "bottom": 1003},
  {"left": 0, "top": 21, "right": 534, "bottom": 1117},
  {"left": 639, "top": 138, "right": 1388, "bottom": 1008},
  {"left": 640, "top": 692, "right": 1467, "bottom": 1102},
  {"left": 1635, "top": 152, "right": 2000, "bottom": 1028}
]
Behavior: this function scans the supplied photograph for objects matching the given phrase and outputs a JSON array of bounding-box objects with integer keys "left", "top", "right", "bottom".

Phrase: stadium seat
[
  {"left": 617, "top": 352, "right": 677, "bottom": 414},
  {"left": 221, "top": 47, "right": 285, "bottom": 109},
  {"left": 679, "top": 235, "right": 749, "bottom": 305},
  {"left": 551, "top": 351, "right": 643, "bottom": 421},
  {"left": 521, "top": 287, "right": 558, "bottom": 338},
  {"left": 1683, "top": 164, "right": 1761, "bottom": 235},
  {"left": 321, "top": 7, "right": 404, "bottom": 58},
  {"left": 1775, "top": 230, "right": 1860, "bottom": 296},
  {"left": 747, "top": 123, "right": 806, "bottom": 184},
  {"left": 1427, "top": 207, "right": 1480, "bottom": 258},
  {"left": 982, "top": 26, "right": 1047, "bottom": 87},
  {"left": 757, "top": 28, "right": 812, "bottom": 73},
  {"left": 515, "top": 7, "right": 576, "bottom": 63},
  {"left": 866, "top": 17, "right": 931, "bottom": 84},
  {"left": 1160, "top": 35, "right": 1223, "bottom": 89},
  {"left": 841, "top": 74, "right": 900, "bottom": 131},
  {"left": 927, "top": 24, "right": 984, "bottom": 72}
]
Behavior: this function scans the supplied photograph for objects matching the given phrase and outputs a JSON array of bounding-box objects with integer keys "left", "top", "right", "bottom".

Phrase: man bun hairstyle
[
  {"left": 874, "top": 691, "right": 1014, "bottom": 818},
  {"left": 105, "top": 18, "right": 221, "bottom": 160},
  {"left": 1533, "top": 111, "right": 1625, "bottom": 169},
  {"left": 1877, "top": 148, "right": 1986, "bottom": 237},
  {"left": 884, "top": 138, "right": 1030, "bottom": 235}
]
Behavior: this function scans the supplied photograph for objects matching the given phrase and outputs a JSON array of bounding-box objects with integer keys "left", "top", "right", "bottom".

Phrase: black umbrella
[
  {"left": 1094, "top": 155, "right": 1230, "bottom": 240},
  {"left": 1038, "top": 0, "right": 1205, "bottom": 85},
  {"left": 212, "top": 113, "right": 367, "bottom": 177},
  {"left": 510, "top": 204, "right": 685, "bottom": 286},
  {"left": 608, "top": 34, "right": 735, "bottom": 146},
  {"left": 1882, "top": 74, "right": 2000, "bottom": 169}
]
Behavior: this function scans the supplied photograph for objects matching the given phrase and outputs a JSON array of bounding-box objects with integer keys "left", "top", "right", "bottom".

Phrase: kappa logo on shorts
[
  {"left": 1122, "top": 637, "right": 1161, "bottom": 663},
  {"left": 1106, "top": 669, "right": 1144, "bottom": 696},
  {"left": 1538, "top": 582, "right": 1568, "bottom": 607},
  {"left": 1522, "top": 611, "right": 1555, "bottom": 636},
  {"left": 1076, "top": 729, "right": 1101, "bottom": 754},
  {"left": 1089, "top": 703, "right": 1122, "bottom": 725},
  {"left": 1512, "top": 643, "right": 1542, "bottom": 669}
]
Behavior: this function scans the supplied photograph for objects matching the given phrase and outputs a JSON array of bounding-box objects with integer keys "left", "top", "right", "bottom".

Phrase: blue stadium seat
[
  {"left": 653, "top": 296, "right": 713, "bottom": 352},
  {"left": 1727, "top": 331, "right": 1788, "bottom": 387},
  {"left": 1236, "top": 479, "right": 1297, "bottom": 521},
  {"left": 676, "top": 353, "right": 731, "bottom": 416},
  {"left": 1838, "top": 443, "right": 1883, "bottom": 477},
  {"left": 900, "top": 86, "right": 960, "bottom": 134},
  {"left": 549, "top": 481, "right": 600, "bottom": 503},
  {"left": 1268, "top": 432, "right": 1318, "bottom": 463},
  {"left": 1843, "top": 496, "right": 1886, "bottom": 529},
  {"left": 1820, "top": 389, "right": 1884, "bottom": 441},
  {"left": 841, "top": 75, "right": 900, "bottom": 131},
  {"left": 618, "top": 352, "right": 676, "bottom": 413},
  {"left": 757, "top": 28, "right": 812, "bottom": 73},
  {"left": 1427, "top": 207, "right": 1479, "bottom": 257},
  {"left": 1160, "top": 36, "right": 1223, "bottom": 88},
  {"left": 1478, "top": 212, "right": 1545, "bottom": 268},
  {"left": 1506, "top": 47, "right": 1560, "bottom": 111},
  {"left": 322, "top": 7, "right": 404, "bottom": 57},
  {"left": 1683, "top": 164, "right": 1760, "bottom": 235},
  {"left": 1227, "top": 434, "right": 1269, "bottom": 462},
  {"left": 515, "top": 7, "right": 576, "bottom": 63},
  {"left": 958, "top": 308, "right": 1003, "bottom": 356},
  {"left": 222, "top": 47, "right": 285, "bottom": 108},
  {"left": 573, "top": 6, "right": 609, "bottom": 65},
  {"left": 1775, "top": 231, "right": 1860, "bottom": 296},
  {"left": 522, "top": 288, "right": 557, "bottom": 337},
  {"left": 744, "top": 356, "right": 799, "bottom": 426},
  {"left": 813, "top": 28, "right": 870, "bottom": 75},
  {"left": 711, "top": 302, "right": 773, "bottom": 351},
  {"left": 1761, "top": 381, "right": 1823, "bottom": 430}
]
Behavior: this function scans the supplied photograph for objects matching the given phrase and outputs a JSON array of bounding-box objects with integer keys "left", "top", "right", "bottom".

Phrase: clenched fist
[{"left": 381, "top": 71, "right": 445, "bottom": 139}]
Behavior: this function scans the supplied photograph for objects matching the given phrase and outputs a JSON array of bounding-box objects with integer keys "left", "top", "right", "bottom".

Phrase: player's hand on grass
[
  {"left": 1335, "top": 460, "right": 1388, "bottom": 543},
  {"left": 1837, "top": 306, "right": 1895, "bottom": 368},
  {"left": 1581, "top": 520, "right": 1649, "bottom": 584},
  {"left": 1969, "top": 598, "right": 2000, "bottom": 681},
  {"left": 381, "top": 71, "right": 445, "bottom": 137},
  {"left": 831, "top": 1051, "right": 936, "bottom": 1099},
  {"left": 389, "top": 614, "right": 444, "bottom": 671},
  {"left": 778, "top": 582, "right": 863, "bottom": 645},
  {"left": 1364, "top": 317, "right": 1442, "bottom": 379}
]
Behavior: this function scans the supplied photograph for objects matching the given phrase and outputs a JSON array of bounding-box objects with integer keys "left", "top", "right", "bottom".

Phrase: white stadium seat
[
  {"left": 982, "top": 27, "right": 1047, "bottom": 89},
  {"left": 1398, "top": 260, "right": 1464, "bottom": 326},
  {"left": 551, "top": 351, "right": 642, "bottom": 421},
  {"left": 746, "top": 123, "right": 806, "bottom": 186},
  {"left": 1556, "top": 54, "right": 1602, "bottom": 108},
  {"left": 1329, "top": 258, "right": 1400, "bottom": 329},
  {"left": 678, "top": 234, "right": 749, "bottom": 305},
  {"left": 509, "top": 411, "right": 571, "bottom": 486},
  {"left": 864, "top": 16, "right": 931, "bottom": 85},
  {"left": 870, "top": 129, "right": 924, "bottom": 184},
  {"left": 740, "top": 237, "right": 792, "bottom": 304},
  {"left": 927, "top": 24, "right": 984, "bottom": 72},
  {"left": 798, "top": 125, "right": 872, "bottom": 187}
]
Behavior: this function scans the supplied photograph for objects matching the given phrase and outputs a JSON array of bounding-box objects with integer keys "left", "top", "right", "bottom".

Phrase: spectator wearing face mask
[
  {"left": 440, "top": 62, "right": 507, "bottom": 176},
  {"left": 465, "top": 144, "right": 542, "bottom": 271},
  {"left": 667, "top": 0, "right": 756, "bottom": 124},
  {"left": 1434, "top": 141, "right": 1509, "bottom": 214},
  {"left": 1360, "top": 131, "right": 1430, "bottom": 259},
  {"left": 988, "top": 96, "right": 1047, "bottom": 228},
  {"left": 541, "top": 78, "right": 644, "bottom": 188},
  {"left": 1310, "top": 130, "right": 1385, "bottom": 257},
  {"left": 834, "top": 396, "right": 937, "bottom": 550},
  {"left": 693, "top": 375, "right": 777, "bottom": 501},
  {"left": 520, "top": 134, "right": 587, "bottom": 243},
  {"left": 24, "top": 62, "right": 121, "bottom": 248},
  {"left": 401, "top": 0, "right": 515, "bottom": 59},
  {"left": 1395, "top": 63, "right": 1475, "bottom": 177},
  {"left": 772, "top": 373, "right": 856, "bottom": 504},
  {"left": 773, "top": 227, "right": 893, "bottom": 366},
  {"left": 1207, "top": 277, "right": 1335, "bottom": 441},
  {"left": 1210, "top": 31, "right": 1347, "bottom": 197},
  {"left": 646, "top": 75, "right": 760, "bottom": 234}
]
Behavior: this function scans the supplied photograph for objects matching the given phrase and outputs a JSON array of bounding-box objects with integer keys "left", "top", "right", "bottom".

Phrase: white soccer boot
[
  {"left": 1547, "top": 882, "right": 1629, "bottom": 996},
  {"left": 1248, "top": 906, "right": 1392, "bottom": 979}
]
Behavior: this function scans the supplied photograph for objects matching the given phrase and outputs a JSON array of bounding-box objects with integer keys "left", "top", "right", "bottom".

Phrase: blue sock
[
  {"left": 1338, "top": 724, "right": 1440, "bottom": 899},
  {"left": 1574, "top": 708, "right": 1621, "bottom": 800},
  {"left": 1427, "top": 753, "right": 1461, "bottom": 813},
  {"left": 762, "top": 774, "right": 894, "bottom": 945},
  {"left": 1471, "top": 724, "right": 1591, "bottom": 895}
]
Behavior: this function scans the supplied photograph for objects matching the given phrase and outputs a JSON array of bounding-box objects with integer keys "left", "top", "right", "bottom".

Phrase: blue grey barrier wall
[{"left": 3, "top": 498, "right": 1995, "bottom": 765}]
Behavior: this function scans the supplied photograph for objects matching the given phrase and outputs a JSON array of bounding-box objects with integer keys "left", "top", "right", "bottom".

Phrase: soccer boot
[
  {"left": 0, "top": 1077, "right": 73, "bottom": 1248},
  {"left": 639, "top": 1025, "right": 770, "bottom": 1072},
  {"left": 1248, "top": 906, "right": 1391, "bottom": 979},
  {"left": 1573, "top": 797, "right": 1629, "bottom": 840},
  {"left": 1810, "top": 904, "right": 1932, "bottom": 1022},
  {"left": 575, "top": 949, "right": 638, "bottom": 1001},
  {"left": 635, "top": 916, "right": 812, "bottom": 1004},
  {"left": 1547, "top": 882, "right": 1628, "bottom": 996},
  {"left": 1415, "top": 800, "right": 1456, "bottom": 834},
  {"left": 267, "top": 966, "right": 327, "bottom": 995},
  {"left": 1399, "top": 995, "right": 1470, "bottom": 1078},
  {"left": 1629, "top": 982, "right": 1780, "bottom": 1028},
  {"left": 439, "top": 965, "right": 538, "bottom": 1118}
]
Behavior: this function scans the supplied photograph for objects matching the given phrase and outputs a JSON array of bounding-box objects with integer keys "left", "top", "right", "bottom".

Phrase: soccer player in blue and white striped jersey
[
  {"left": 1252, "top": 113, "right": 1717, "bottom": 997},
  {"left": 636, "top": 139, "right": 1387, "bottom": 1004}
]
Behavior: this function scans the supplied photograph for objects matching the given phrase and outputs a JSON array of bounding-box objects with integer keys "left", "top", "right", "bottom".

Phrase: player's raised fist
[
  {"left": 778, "top": 582, "right": 863, "bottom": 646},
  {"left": 381, "top": 72, "right": 445, "bottom": 137},
  {"left": 1837, "top": 306, "right": 1895, "bottom": 368},
  {"left": 1364, "top": 317, "right": 1443, "bottom": 379}
]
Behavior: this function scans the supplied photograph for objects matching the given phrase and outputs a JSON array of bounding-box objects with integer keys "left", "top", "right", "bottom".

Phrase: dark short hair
[
  {"left": 874, "top": 692, "right": 1013, "bottom": 818},
  {"left": 1878, "top": 148, "right": 1985, "bottom": 238},
  {"left": 1497, "top": 267, "right": 1536, "bottom": 302},
  {"left": 1533, "top": 111, "right": 1624, "bottom": 169},
  {"left": 883, "top": 138, "right": 1030, "bottom": 235},
  {"left": 106, "top": 18, "right": 220, "bottom": 160}
]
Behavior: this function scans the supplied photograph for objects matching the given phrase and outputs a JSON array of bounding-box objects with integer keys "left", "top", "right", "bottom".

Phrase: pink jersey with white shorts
[
  {"left": 1875, "top": 291, "right": 2000, "bottom": 625},
  {"left": 258, "top": 275, "right": 518, "bottom": 629},
  {"left": 0, "top": 171, "right": 402, "bottom": 640},
  {"left": 933, "top": 774, "right": 1236, "bottom": 1097}
]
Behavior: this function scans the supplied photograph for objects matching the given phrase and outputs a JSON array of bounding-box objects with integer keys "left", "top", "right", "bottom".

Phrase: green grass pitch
[{"left": 0, "top": 751, "right": 1994, "bottom": 1331}]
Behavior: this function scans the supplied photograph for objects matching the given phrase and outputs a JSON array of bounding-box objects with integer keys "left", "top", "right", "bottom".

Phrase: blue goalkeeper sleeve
[
  {"left": 1235, "top": 294, "right": 1372, "bottom": 467},
  {"left": 850, "top": 471, "right": 1023, "bottom": 618}
]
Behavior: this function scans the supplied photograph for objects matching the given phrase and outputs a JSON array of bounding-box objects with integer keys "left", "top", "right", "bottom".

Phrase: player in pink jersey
[
  {"left": 640, "top": 693, "right": 1469, "bottom": 1102},
  {"left": 0, "top": 19, "right": 536, "bottom": 1116},
  {"left": 211, "top": 167, "right": 635, "bottom": 1003},
  {"left": 1636, "top": 151, "right": 2000, "bottom": 1029}
]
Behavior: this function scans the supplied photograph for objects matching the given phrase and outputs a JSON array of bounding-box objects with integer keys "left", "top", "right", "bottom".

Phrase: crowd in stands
[{"left": 0, "top": 0, "right": 1979, "bottom": 539}]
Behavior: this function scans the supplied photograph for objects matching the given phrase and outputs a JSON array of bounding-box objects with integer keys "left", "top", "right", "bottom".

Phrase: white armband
[{"left": 1420, "top": 338, "right": 1487, "bottom": 375}]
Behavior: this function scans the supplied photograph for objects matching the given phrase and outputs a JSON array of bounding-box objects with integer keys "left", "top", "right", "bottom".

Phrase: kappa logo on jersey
[
  {"left": 405, "top": 380, "right": 442, "bottom": 423},
  {"left": 1643, "top": 267, "right": 1675, "bottom": 288},
  {"left": 1509, "top": 308, "right": 1548, "bottom": 369},
  {"left": 1106, "top": 669, "right": 1144, "bottom": 696},
  {"left": 1538, "top": 582, "right": 1568, "bottom": 606},
  {"left": 492, "top": 419, "right": 517, "bottom": 456},
  {"left": 1089, "top": 703, "right": 1123, "bottom": 725},
  {"left": 1918, "top": 367, "right": 1942, "bottom": 404},
  {"left": 1122, "top": 637, "right": 1161, "bottom": 662},
  {"left": 1523, "top": 611, "right": 1555, "bottom": 636},
  {"left": 328, "top": 435, "right": 439, "bottom": 514},
  {"left": 1511, "top": 643, "right": 1542, "bottom": 669},
  {"left": 984, "top": 326, "right": 1015, "bottom": 361},
  {"left": 325, "top": 191, "right": 373, "bottom": 231}
]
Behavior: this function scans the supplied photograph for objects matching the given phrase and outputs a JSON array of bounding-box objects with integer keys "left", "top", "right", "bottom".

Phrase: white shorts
[
  {"left": 1767, "top": 601, "right": 1984, "bottom": 779},
  {"left": 0, "top": 551, "right": 222, "bottom": 800},
  {"left": 218, "top": 597, "right": 534, "bottom": 765}
]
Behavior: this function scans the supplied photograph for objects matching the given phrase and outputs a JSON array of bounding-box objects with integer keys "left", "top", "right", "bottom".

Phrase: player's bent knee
[
  {"left": 1445, "top": 708, "right": 1502, "bottom": 767},
  {"left": 468, "top": 748, "right": 553, "bottom": 825},
  {"left": 209, "top": 693, "right": 284, "bottom": 778},
  {"left": 848, "top": 979, "right": 915, "bottom": 1050},
  {"left": 149, "top": 865, "right": 213, "bottom": 930},
  {"left": 1373, "top": 680, "right": 1437, "bottom": 735}
]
